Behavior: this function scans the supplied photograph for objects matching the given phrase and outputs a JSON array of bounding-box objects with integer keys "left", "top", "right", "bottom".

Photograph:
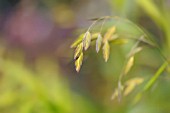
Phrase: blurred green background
[{"left": 0, "top": 0, "right": 170, "bottom": 113}]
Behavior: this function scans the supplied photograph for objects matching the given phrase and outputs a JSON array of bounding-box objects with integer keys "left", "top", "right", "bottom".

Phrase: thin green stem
[
  {"left": 133, "top": 61, "right": 168, "bottom": 104},
  {"left": 143, "top": 62, "right": 168, "bottom": 91},
  {"left": 100, "top": 19, "right": 106, "bottom": 33},
  {"left": 87, "top": 20, "right": 98, "bottom": 31}
]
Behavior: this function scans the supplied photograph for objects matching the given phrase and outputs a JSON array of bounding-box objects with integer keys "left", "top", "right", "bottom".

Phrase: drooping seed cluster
[
  {"left": 70, "top": 16, "right": 156, "bottom": 101},
  {"left": 71, "top": 25, "right": 120, "bottom": 72}
]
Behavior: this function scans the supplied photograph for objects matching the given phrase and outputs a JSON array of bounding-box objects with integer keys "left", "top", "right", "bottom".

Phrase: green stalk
[
  {"left": 133, "top": 62, "right": 168, "bottom": 104},
  {"left": 143, "top": 62, "right": 168, "bottom": 91},
  {"left": 136, "top": 0, "right": 170, "bottom": 54}
]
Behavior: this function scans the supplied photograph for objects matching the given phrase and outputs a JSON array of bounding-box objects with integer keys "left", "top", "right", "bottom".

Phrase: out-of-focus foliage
[{"left": 0, "top": 0, "right": 170, "bottom": 113}]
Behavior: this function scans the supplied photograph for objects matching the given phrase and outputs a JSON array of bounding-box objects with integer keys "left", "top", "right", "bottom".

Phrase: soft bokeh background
[{"left": 0, "top": 0, "right": 170, "bottom": 113}]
